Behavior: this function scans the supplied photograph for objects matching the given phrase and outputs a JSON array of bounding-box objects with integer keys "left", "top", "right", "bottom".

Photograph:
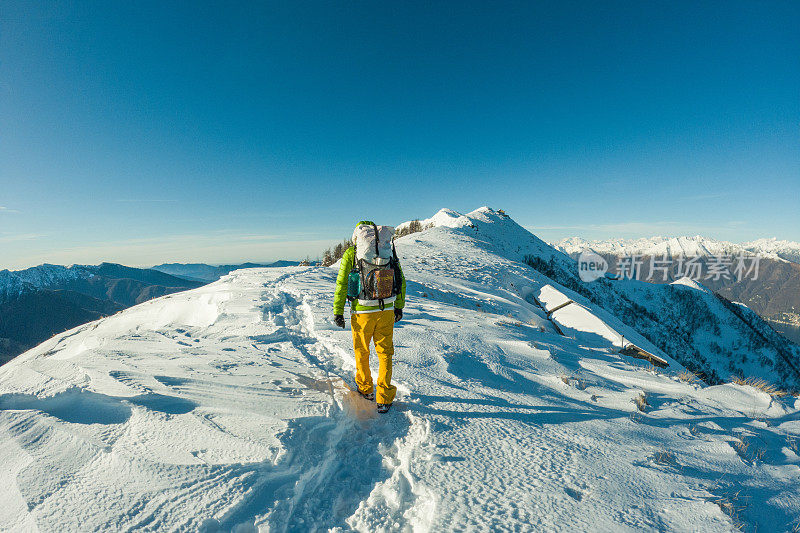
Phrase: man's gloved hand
[
  {"left": 394, "top": 308, "right": 403, "bottom": 323},
  {"left": 334, "top": 314, "right": 345, "bottom": 329}
]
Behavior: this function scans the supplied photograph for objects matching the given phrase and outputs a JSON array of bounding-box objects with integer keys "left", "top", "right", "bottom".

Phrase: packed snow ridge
[
  {"left": 553, "top": 235, "right": 800, "bottom": 264},
  {"left": 1, "top": 207, "right": 799, "bottom": 532}
]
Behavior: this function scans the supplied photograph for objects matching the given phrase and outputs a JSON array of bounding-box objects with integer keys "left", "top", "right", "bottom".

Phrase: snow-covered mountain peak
[
  {"left": 399, "top": 206, "right": 478, "bottom": 230},
  {"left": 742, "top": 237, "right": 800, "bottom": 263},
  {"left": 401, "top": 206, "right": 507, "bottom": 230},
  {"left": 399, "top": 207, "right": 560, "bottom": 264},
  {"left": 0, "top": 264, "right": 90, "bottom": 300}
]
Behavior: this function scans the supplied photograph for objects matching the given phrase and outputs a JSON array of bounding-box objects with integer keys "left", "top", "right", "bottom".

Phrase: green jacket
[{"left": 334, "top": 224, "right": 406, "bottom": 315}]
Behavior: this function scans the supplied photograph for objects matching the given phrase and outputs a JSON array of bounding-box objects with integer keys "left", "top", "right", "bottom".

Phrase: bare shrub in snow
[
  {"left": 650, "top": 450, "right": 678, "bottom": 468},
  {"left": 733, "top": 437, "right": 749, "bottom": 458},
  {"left": 644, "top": 364, "right": 660, "bottom": 375},
  {"left": 705, "top": 480, "right": 748, "bottom": 530},
  {"left": 732, "top": 435, "right": 766, "bottom": 464},
  {"left": 498, "top": 314, "right": 523, "bottom": 328},
  {"left": 633, "top": 392, "right": 649, "bottom": 412},
  {"left": 711, "top": 494, "right": 745, "bottom": 530},
  {"left": 753, "top": 447, "right": 766, "bottom": 462},
  {"left": 677, "top": 370, "right": 698, "bottom": 383},
  {"left": 558, "top": 374, "right": 589, "bottom": 390},
  {"left": 786, "top": 437, "right": 799, "bottom": 456},
  {"left": 731, "top": 376, "right": 787, "bottom": 398}
]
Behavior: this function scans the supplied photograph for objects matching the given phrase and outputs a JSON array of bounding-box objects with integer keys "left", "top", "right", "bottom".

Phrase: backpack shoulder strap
[
  {"left": 391, "top": 242, "right": 402, "bottom": 295},
  {"left": 371, "top": 223, "right": 380, "bottom": 257}
]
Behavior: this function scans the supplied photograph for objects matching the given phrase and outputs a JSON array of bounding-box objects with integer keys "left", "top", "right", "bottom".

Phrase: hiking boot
[
  {"left": 377, "top": 403, "right": 391, "bottom": 414},
  {"left": 358, "top": 389, "right": 375, "bottom": 401}
]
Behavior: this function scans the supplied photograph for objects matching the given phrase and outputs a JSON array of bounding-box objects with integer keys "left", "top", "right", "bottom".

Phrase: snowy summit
[{"left": 1, "top": 208, "right": 799, "bottom": 532}]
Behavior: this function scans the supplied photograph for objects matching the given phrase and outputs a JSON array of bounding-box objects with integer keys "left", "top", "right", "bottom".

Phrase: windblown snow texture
[{"left": 1, "top": 208, "right": 798, "bottom": 532}]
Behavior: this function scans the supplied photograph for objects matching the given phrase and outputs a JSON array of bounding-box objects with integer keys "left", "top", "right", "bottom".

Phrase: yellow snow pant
[{"left": 351, "top": 309, "right": 397, "bottom": 404}]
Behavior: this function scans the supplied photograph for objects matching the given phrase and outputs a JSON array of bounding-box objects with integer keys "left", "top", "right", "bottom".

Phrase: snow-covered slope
[
  {"left": 553, "top": 235, "right": 800, "bottom": 264},
  {"left": 421, "top": 209, "right": 800, "bottom": 388},
  {"left": 1, "top": 208, "right": 799, "bottom": 532}
]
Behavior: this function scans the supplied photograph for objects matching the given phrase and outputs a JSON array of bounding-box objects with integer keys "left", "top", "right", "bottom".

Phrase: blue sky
[{"left": 1, "top": 1, "right": 798, "bottom": 269}]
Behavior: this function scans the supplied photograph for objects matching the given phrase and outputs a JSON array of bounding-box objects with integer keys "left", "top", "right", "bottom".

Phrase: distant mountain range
[
  {"left": 0, "top": 261, "right": 299, "bottom": 365},
  {"left": 552, "top": 236, "right": 800, "bottom": 344},
  {"left": 151, "top": 261, "right": 300, "bottom": 282},
  {"left": 554, "top": 235, "right": 800, "bottom": 264}
]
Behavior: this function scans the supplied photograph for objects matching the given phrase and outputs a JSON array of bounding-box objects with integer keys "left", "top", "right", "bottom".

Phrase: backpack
[{"left": 347, "top": 224, "right": 402, "bottom": 309}]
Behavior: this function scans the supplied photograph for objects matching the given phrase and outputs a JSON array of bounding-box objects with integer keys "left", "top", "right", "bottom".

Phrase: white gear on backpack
[{"left": 353, "top": 224, "right": 395, "bottom": 265}]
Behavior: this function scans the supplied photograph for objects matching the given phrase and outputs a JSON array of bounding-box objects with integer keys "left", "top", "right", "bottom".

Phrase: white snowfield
[
  {"left": 553, "top": 235, "right": 800, "bottom": 264},
  {"left": 1, "top": 208, "right": 799, "bottom": 532}
]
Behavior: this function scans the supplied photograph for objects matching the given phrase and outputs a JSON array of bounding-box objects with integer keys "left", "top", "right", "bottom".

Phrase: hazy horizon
[{"left": 4, "top": 206, "right": 800, "bottom": 272}]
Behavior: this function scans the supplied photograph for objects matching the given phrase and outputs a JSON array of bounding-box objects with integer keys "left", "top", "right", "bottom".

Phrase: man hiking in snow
[{"left": 333, "top": 221, "right": 406, "bottom": 414}]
